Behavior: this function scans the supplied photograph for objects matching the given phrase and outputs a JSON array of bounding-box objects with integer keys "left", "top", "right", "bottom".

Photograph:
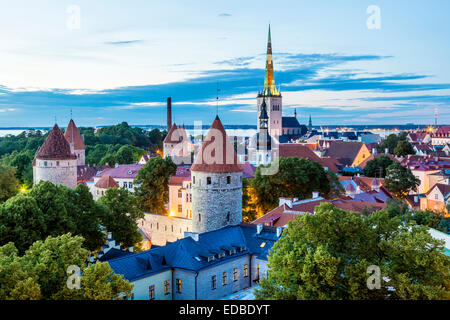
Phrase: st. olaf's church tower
[{"left": 257, "top": 25, "right": 282, "bottom": 138}]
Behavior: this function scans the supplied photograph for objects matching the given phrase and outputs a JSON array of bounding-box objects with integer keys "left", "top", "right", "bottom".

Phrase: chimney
[
  {"left": 385, "top": 148, "right": 389, "bottom": 155},
  {"left": 256, "top": 224, "right": 263, "bottom": 235},
  {"left": 167, "top": 97, "right": 172, "bottom": 131},
  {"left": 279, "top": 197, "right": 292, "bottom": 208},
  {"left": 276, "top": 227, "right": 283, "bottom": 237}
]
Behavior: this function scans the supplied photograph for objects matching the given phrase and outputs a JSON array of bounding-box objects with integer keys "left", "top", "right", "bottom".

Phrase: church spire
[{"left": 263, "top": 24, "right": 279, "bottom": 96}]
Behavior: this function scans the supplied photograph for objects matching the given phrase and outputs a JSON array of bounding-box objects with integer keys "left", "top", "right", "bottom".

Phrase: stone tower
[
  {"left": 191, "top": 116, "right": 243, "bottom": 234},
  {"left": 249, "top": 98, "right": 275, "bottom": 166},
  {"left": 33, "top": 124, "right": 78, "bottom": 189},
  {"left": 257, "top": 24, "right": 282, "bottom": 138},
  {"left": 64, "top": 119, "right": 86, "bottom": 166}
]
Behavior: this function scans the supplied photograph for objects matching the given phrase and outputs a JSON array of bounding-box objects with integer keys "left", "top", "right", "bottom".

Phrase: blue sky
[{"left": 0, "top": 0, "right": 449, "bottom": 127}]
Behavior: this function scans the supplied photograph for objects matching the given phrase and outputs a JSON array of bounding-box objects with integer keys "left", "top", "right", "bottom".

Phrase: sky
[{"left": 0, "top": 0, "right": 449, "bottom": 127}]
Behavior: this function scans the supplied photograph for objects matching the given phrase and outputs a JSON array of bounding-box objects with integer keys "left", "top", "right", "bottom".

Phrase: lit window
[
  {"left": 178, "top": 190, "right": 182, "bottom": 198},
  {"left": 222, "top": 272, "right": 227, "bottom": 286},
  {"left": 244, "top": 265, "right": 248, "bottom": 278},
  {"left": 178, "top": 204, "right": 182, "bottom": 213},
  {"left": 176, "top": 279, "right": 182, "bottom": 293},
  {"left": 233, "top": 268, "right": 238, "bottom": 281},
  {"left": 164, "top": 280, "right": 170, "bottom": 295}
]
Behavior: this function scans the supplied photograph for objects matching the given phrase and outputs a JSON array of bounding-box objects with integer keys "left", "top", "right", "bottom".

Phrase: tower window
[
  {"left": 193, "top": 176, "right": 195, "bottom": 184},
  {"left": 207, "top": 177, "right": 211, "bottom": 185},
  {"left": 227, "top": 176, "right": 231, "bottom": 184},
  {"left": 198, "top": 214, "right": 201, "bottom": 222},
  {"left": 226, "top": 212, "right": 230, "bottom": 222}
]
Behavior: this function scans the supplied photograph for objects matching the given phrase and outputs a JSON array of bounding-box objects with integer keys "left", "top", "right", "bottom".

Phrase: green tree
[
  {"left": 0, "top": 164, "right": 19, "bottom": 202},
  {"left": 0, "top": 181, "right": 106, "bottom": 253},
  {"left": 0, "top": 194, "right": 46, "bottom": 253},
  {"left": 394, "top": 140, "right": 415, "bottom": 157},
  {"left": 0, "top": 234, "right": 132, "bottom": 300},
  {"left": 413, "top": 209, "right": 445, "bottom": 230},
  {"left": 134, "top": 156, "right": 177, "bottom": 214},
  {"left": 98, "top": 188, "right": 144, "bottom": 248},
  {"left": 384, "top": 162, "right": 420, "bottom": 198},
  {"left": 255, "top": 203, "right": 450, "bottom": 300},
  {"left": 362, "top": 155, "right": 394, "bottom": 178},
  {"left": 249, "top": 157, "right": 333, "bottom": 216}
]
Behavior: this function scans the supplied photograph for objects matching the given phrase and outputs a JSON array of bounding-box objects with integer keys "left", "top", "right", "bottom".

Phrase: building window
[
  {"left": 129, "top": 182, "right": 133, "bottom": 189},
  {"left": 222, "top": 272, "right": 227, "bottom": 286},
  {"left": 226, "top": 212, "right": 230, "bottom": 222},
  {"left": 256, "top": 264, "right": 260, "bottom": 281},
  {"left": 123, "top": 182, "right": 128, "bottom": 188},
  {"left": 56, "top": 161, "right": 59, "bottom": 166},
  {"left": 178, "top": 190, "right": 182, "bottom": 198},
  {"left": 233, "top": 268, "right": 238, "bottom": 281},
  {"left": 244, "top": 265, "right": 248, "bottom": 278},
  {"left": 207, "top": 177, "right": 211, "bottom": 185},
  {"left": 227, "top": 176, "right": 231, "bottom": 184},
  {"left": 198, "top": 214, "right": 201, "bottom": 222},
  {"left": 193, "top": 176, "right": 195, "bottom": 184},
  {"left": 211, "top": 276, "right": 217, "bottom": 290},
  {"left": 44, "top": 161, "right": 47, "bottom": 167},
  {"left": 176, "top": 279, "right": 182, "bottom": 293},
  {"left": 149, "top": 285, "right": 155, "bottom": 300},
  {"left": 178, "top": 204, "right": 182, "bottom": 213},
  {"left": 435, "top": 194, "right": 438, "bottom": 200},
  {"left": 164, "top": 280, "right": 170, "bottom": 295}
]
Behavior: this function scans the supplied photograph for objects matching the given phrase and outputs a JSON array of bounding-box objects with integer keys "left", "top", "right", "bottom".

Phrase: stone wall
[
  {"left": 139, "top": 213, "right": 192, "bottom": 246},
  {"left": 33, "top": 158, "right": 77, "bottom": 189},
  {"left": 191, "top": 171, "right": 242, "bottom": 234}
]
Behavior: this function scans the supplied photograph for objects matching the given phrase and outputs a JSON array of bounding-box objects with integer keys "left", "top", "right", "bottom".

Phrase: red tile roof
[
  {"left": 64, "top": 119, "right": 86, "bottom": 150},
  {"left": 279, "top": 144, "right": 322, "bottom": 161},
  {"left": 323, "top": 141, "right": 366, "bottom": 166},
  {"left": 163, "top": 123, "right": 188, "bottom": 144},
  {"left": 35, "top": 124, "right": 77, "bottom": 160},
  {"left": 95, "top": 175, "right": 119, "bottom": 189},
  {"left": 191, "top": 116, "right": 242, "bottom": 173}
]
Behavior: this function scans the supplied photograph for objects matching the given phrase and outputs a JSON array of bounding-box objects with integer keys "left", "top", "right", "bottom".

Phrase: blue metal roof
[{"left": 108, "top": 224, "right": 280, "bottom": 282}]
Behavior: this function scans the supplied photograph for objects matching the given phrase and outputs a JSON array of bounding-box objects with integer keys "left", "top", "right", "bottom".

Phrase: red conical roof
[
  {"left": 64, "top": 119, "right": 86, "bottom": 150},
  {"left": 191, "top": 116, "right": 242, "bottom": 173},
  {"left": 35, "top": 124, "right": 77, "bottom": 160},
  {"left": 95, "top": 175, "right": 119, "bottom": 189}
]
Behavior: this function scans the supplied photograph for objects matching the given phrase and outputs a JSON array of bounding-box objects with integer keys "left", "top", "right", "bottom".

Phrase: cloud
[
  {"left": 104, "top": 40, "right": 144, "bottom": 46},
  {"left": 0, "top": 51, "right": 449, "bottom": 126},
  {"left": 218, "top": 13, "right": 232, "bottom": 17}
]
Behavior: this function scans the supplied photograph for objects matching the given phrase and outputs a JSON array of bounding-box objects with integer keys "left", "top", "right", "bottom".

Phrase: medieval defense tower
[
  {"left": 64, "top": 119, "right": 86, "bottom": 166},
  {"left": 33, "top": 124, "right": 78, "bottom": 189},
  {"left": 190, "top": 116, "right": 243, "bottom": 234}
]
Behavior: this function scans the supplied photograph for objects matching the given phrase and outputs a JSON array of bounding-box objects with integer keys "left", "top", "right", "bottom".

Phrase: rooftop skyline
[{"left": 1, "top": 0, "right": 450, "bottom": 127}]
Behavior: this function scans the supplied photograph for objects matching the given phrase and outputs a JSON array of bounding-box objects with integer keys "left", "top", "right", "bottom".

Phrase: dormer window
[
  {"left": 207, "top": 256, "right": 215, "bottom": 262},
  {"left": 240, "top": 245, "right": 246, "bottom": 252},
  {"left": 229, "top": 249, "right": 236, "bottom": 255},
  {"left": 218, "top": 252, "right": 225, "bottom": 258}
]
